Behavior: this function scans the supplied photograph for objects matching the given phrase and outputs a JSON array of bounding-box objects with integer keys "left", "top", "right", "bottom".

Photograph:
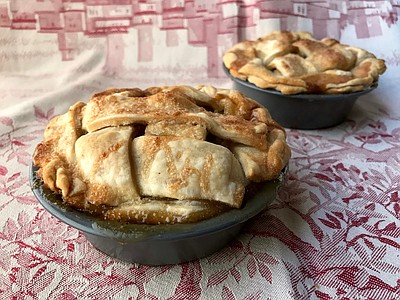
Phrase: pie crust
[
  {"left": 223, "top": 31, "right": 386, "bottom": 95},
  {"left": 33, "top": 86, "right": 291, "bottom": 224}
]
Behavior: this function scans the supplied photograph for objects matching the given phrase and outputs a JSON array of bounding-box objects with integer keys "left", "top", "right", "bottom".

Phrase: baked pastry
[
  {"left": 223, "top": 31, "right": 386, "bottom": 94},
  {"left": 33, "top": 86, "right": 291, "bottom": 224}
]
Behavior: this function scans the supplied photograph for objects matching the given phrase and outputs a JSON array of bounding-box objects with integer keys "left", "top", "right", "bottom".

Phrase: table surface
[{"left": 1, "top": 2, "right": 400, "bottom": 299}]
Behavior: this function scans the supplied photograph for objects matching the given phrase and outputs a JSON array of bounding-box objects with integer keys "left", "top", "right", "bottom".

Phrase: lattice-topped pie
[
  {"left": 33, "top": 86, "right": 291, "bottom": 224},
  {"left": 223, "top": 31, "right": 386, "bottom": 94}
]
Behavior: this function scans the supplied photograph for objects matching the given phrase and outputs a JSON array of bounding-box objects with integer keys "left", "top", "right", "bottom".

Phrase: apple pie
[
  {"left": 33, "top": 85, "right": 291, "bottom": 224},
  {"left": 223, "top": 31, "right": 386, "bottom": 94}
]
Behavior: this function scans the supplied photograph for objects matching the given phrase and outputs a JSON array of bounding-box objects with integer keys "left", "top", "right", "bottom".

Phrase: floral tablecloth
[{"left": 1, "top": 1, "right": 399, "bottom": 299}]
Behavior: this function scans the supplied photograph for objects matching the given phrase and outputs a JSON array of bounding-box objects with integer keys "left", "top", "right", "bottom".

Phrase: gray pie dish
[
  {"left": 223, "top": 65, "right": 378, "bottom": 129},
  {"left": 30, "top": 163, "right": 287, "bottom": 266}
]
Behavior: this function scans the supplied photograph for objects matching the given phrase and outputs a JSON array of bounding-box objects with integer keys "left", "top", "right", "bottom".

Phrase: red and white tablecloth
[{"left": 1, "top": 1, "right": 399, "bottom": 299}]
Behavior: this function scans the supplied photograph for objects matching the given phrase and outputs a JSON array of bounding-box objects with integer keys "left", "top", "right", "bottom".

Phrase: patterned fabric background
[{"left": 0, "top": 1, "right": 399, "bottom": 299}]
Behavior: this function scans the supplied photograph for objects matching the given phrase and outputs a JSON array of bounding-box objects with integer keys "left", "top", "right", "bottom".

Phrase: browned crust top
[{"left": 223, "top": 31, "right": 386, "bottom": 94}]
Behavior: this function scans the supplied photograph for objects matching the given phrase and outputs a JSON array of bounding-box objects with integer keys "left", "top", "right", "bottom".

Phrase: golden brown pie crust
[
  {"left": 223, "top": 31, "right": 386, "bottom": 94},
  {"left": 33, "top": 85, "right": 291, "bottom": 224}
]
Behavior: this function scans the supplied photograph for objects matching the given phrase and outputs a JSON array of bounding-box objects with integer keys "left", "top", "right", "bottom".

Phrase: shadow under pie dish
[
  {"left": 223, "top": 31, "right": 386, "bottom": 129},
  {"left": 31, "top": 85, "right": 291, "bottom": 265}
]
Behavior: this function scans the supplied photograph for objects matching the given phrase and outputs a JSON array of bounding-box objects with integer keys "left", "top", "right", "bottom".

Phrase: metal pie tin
[
  {"left": 223, "top": 65, "right": 378, "bottom": 129},
  {"left": 30, "top": 163, "right": 287, "bottom": 266}
]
